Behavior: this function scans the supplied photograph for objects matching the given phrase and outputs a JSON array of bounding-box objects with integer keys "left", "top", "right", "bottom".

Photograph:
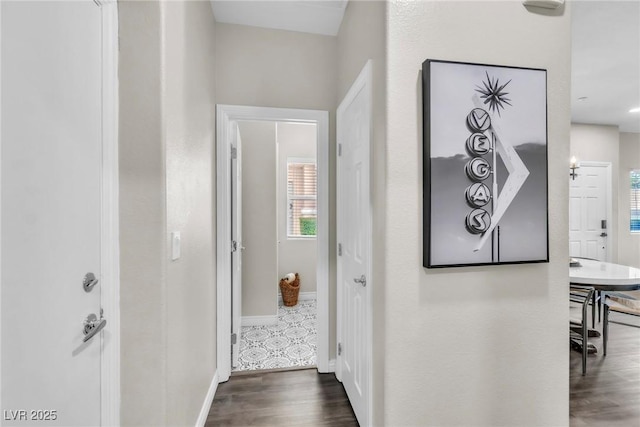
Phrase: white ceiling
[
  {"left": 210, "top": 0, "right": 347, "bottom": 36},
  {"left": 571, "top": 1, "right": 640, "bottom": 133},
  {"left": 210, "top": 1, "right": 640, "bottom": 133}
]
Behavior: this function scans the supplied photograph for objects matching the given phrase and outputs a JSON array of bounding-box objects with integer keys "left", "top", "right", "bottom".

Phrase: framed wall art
[{"left": 423, "top": 59, "right": 549, "bottom": 268}]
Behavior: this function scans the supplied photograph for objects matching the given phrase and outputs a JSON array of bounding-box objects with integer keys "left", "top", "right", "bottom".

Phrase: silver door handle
[
  {"left": 83, "top": 272, "right": 99, "bottom": 292},
  {"left": 83, "top": 313, "right": 107, "bottom": 342},
  {"left": 353, "top": 274, "right": 367, "bottom": 287}
]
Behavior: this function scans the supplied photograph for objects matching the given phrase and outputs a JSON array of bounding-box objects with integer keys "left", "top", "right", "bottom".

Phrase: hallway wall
[
  {"left": 119, "top": 2, "right": 166, "bottom": 424},
  {"left": 119, "top": 1, "right": 217, "bottom": 425},
  {"left": 163, "top": 1, "right": 217, "bottom": 425},
  {"left": 384, "top": 1, "right": 571, "bottom": 425}
]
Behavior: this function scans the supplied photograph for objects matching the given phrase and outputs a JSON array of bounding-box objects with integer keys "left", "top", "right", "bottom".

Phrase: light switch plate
[{"left": 171, "top": 231, "right": 181, "bottom": 261}]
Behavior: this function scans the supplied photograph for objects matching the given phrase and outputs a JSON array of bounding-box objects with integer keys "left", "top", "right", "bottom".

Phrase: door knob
[
  {"left": 83, "top": 272, "right": 99, "bottom": 292},
  {"left": 353, "top": 274, "right": 367, "bottom": 287},
  {"left": 83, "top": 313, "right": 107, "bottom": 343},
  {"left": 600, "top": 232, "right": 608, "bottom": 237}
]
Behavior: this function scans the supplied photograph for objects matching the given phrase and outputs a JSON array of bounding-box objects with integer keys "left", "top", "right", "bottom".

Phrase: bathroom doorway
[
  {"left": 216, "top": 105, "right": 329, "bottom": 382},
  {"left": 233, "top": 120, "right": 318, "bottom": 372}
]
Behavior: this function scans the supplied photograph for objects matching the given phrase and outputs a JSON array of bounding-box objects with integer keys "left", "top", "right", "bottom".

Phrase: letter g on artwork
[{"left": 464, "top": 157, "right": 491, "bottom": 181}]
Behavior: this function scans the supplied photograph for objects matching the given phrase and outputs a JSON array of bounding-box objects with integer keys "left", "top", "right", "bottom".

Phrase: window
[
  {"left": 632, "top": 170, "right": 640, "bottom": 233},
  {"left": 287, "top": 159, "right": 317, "bottom": 238}
]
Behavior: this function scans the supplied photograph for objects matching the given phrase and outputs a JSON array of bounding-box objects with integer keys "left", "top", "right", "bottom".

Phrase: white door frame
[
  {"left": 0, "top": 1, "right": 120, "bottom": 423},
  {"left": 97, "top": 1, "right": 121, "bottom": 424},
  {"left": 216, "top": 105, "right": 329, "bottom": 382},
  {"left": 336, "top": 60, "right": 373, "bottom": 427},
  {"left": 572, "top": 160, "right": 613, "bottom": 261}
]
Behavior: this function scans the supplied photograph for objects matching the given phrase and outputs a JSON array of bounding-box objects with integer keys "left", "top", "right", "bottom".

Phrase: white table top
[{"left": 570, "top": 258, "right": 640, "bottom": 290}]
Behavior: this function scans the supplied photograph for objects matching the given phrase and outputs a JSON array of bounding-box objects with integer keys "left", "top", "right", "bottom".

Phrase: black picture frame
[{"left": 423, "top": 59, "right": 549, "bottom": 268}]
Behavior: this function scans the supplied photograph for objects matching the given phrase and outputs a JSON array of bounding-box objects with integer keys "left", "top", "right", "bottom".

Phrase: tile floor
[{"left": 234, "top": 299, "right": 317, "bottom": 371}]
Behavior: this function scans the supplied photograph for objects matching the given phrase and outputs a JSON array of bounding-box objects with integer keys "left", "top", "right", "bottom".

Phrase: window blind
[
  {"left": 287, "top": 161, "right": 317, "bottom": 237},
  {"left": 631, "top": 170, "right": 640, "bottom": 232}
]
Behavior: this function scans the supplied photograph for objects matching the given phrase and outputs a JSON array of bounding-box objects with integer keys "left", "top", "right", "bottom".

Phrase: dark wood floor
[
  {"left": 206, "top": 368, "right": 359, "bottom": 426},
  {"left": 206, "top": 312, "right": 638, "bottom": 427},
  {"left": 570, "top": 310, "right": 640, "bottom": 427}
]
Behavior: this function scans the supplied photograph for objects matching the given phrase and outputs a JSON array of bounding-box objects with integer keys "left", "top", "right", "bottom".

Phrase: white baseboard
[
  {"left": 195, "top": 370, "right": 219, "bottom": 427},
  {"left": 278, "top": 291, "right": 317, "bottom": 304},
  {"left": 241, "top": 315, "right": 278, "bottom": 327},
  {"left": 328, "top": 358, "right": 336, "bottom": 373}
]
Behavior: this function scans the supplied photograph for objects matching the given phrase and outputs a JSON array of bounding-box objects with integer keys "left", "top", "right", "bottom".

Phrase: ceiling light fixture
[{"left": 629, "top": 107, "right": 640, "bottom": 113}]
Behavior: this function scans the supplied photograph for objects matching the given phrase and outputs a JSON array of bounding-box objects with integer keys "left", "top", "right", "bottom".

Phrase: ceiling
[
  {"left": 210, "top": 0, "right": 347, "bottom": 36},
  {"left": 210, "top": 1, "right": 640, "bottom": 133},
  {"left": 571, "top": 1, "right": 640, "bottom": 133}
]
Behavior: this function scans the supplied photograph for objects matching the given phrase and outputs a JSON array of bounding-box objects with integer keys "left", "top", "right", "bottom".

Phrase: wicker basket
[{"left": 279, "top": 273, "right": 300, "bottom": 307}]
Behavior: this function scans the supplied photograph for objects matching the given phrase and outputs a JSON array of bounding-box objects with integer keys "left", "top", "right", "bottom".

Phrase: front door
[
  {"left": 336, "top": 62, "right": 372, "bottom": 427},
  {"left": 569, "top": 163, "right": 611, "bottom": 261},
  {"left": 1, "top": 1, "right": 103, "bottom": 425}
]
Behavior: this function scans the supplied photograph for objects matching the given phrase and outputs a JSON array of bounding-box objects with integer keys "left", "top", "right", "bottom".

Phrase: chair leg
[
  {"left": 582, "top": 295, "right": 588, "bottom": 375},
  {"left": 603, "top": 304, "right": 609, "bottom": 357},
  {"left": 597, "top": 290, "right": 601, "bottom": 323},
  {"left": 592, "top": 292, "right": 597, "bottom": 328}
]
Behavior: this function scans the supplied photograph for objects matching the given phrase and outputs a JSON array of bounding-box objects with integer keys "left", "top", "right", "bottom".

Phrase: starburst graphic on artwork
[{"left": 476, "top": 71, "right": 512, "bottom": 116}]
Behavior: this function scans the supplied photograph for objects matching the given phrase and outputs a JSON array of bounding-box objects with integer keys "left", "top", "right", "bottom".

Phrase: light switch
[{"left": 171, "top": 232, "right": 181, "bottom": 261}]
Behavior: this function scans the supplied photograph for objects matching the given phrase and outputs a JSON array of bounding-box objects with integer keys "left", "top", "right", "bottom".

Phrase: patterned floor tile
[{"left": 234, "top": 299, "right": 317, "bottom": 372}]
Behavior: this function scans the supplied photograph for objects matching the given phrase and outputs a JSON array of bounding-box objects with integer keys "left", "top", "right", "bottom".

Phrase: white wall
[
  {"left": 238, "top": 121, "right": 278, "bottom": 317},
  {"left": 277, "top": 122, "right": 318, "bottom": 293},
  {"left": 384, "top": 2, "right": 571, "bottom": 425},
  {"left": 570, "top": 123, "right": 619, "bottom": 261},
  {"left": 619, "top": 132, "right": 640, "bottom": 267},
  {"left": 336, "top": 1, "right": 387, "bottom": 424},
  {"left": 119, "top": 3, "right": 166, "bottom": 424},
  {"left": 119, "top": 1, "right": 217, "bottom": 425},
  {"left": 163, "top": 1, "right": 217, "bottom": 425}
]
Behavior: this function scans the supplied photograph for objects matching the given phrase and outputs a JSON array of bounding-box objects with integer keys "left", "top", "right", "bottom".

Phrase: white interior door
[
  {"left": 569, "top": 163, "right": 611, "bottom": 261},
  {"left": 336, "top": 61, "right": 372, "bottom": 427},
  {"left": 1, "top": 1, "right": 103, "bottom": 425},
  {"left": 231, "top": 124, "right": 243, "bottom": 368}
]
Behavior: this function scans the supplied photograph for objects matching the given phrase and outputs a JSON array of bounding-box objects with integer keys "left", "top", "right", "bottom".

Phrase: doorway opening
[
  {"left": 216, "top": 105, "right": 329, "bottom": 382},
  {"left": 232, "top": 120, "right": 318, "bottom": 372}
]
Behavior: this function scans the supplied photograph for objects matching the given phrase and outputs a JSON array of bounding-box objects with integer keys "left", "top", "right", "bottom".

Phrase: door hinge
[
  {"left": 231, "top": 146, "right": 237, "bottom": 159},
  {"left": 338, "top": 342, "right": 342, "bottom": 356},
  {"left": 231, "top": 240, "right": 238, "bottom": 252},
  {"left": 231, "top": 333, "right": 237, "bottom": 345},
  {"left": 338, "top": 243, "right": 342, "bottom": 256},
  {"left": 338, "top": 143, "right": 342, "bottom": 157}
]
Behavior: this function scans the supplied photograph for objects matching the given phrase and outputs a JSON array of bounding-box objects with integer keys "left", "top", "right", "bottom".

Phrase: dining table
[
  {"left": 569, "top": 258, "right": 640, "bottom": 357},
  {"left": 570, "top": 258, "right": 640, "bottom": 291}
]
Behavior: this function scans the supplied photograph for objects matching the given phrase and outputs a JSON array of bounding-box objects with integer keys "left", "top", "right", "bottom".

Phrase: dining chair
[
  {"left": 571, "top": 257, "right": 602, "bottom": 328},
  {"left": 602, "top": 290, "right": 640, "bottom": 356},
  {"left": 570, "top": 284, "right": 596, "bottom": 375}
]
